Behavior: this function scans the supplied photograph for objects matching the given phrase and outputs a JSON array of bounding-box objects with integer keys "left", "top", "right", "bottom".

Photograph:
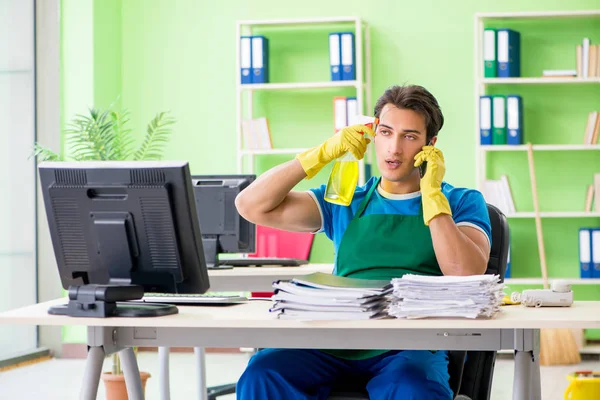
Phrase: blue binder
[
  {"left": 340, "top": 32, "right": 355, "bottom": 80},
  {"left": 580, "top": 228, "right": 593, "bottom": 278},
  {"left": 479, "top": 96, "right": 493, "bottom": 145},
  {"left": 497, "top": 29, "right": 520, "bottom": 78},
  {"left": 592, "top": 229, "right": 600, "bottom": 278},
  {"left": 505, "top": 242, "right": 511, "bottom": 278},
  {"left": 251, "top": 36, "right": 269, "bottom": 84},
  {"left": 240, "top": 36, "right": 252, "bottom": 84},
  {"left": 506, "top": 95, "right": 523, "bottom": 145},
  {"left": 329, "top": 33, "right": 342, "bottom": 81}
]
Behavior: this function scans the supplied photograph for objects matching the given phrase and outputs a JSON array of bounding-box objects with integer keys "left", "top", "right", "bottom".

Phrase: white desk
[
  {"left": 2, "top": 299, "right": 600, "bottom": 400},
  {"left": 206, "top": 263, "right": 333, "bottom": 292},
  {"left": 171, "top": 264, "right": 335, "bottom": 399}
]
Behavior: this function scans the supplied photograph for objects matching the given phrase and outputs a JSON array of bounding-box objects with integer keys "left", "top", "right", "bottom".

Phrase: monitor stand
[
  {"left": 202, "top": 236, "right": 234, "bottom": 270},
  {"left": 48, "top": 284, "right": 178, "bottom": 318}
]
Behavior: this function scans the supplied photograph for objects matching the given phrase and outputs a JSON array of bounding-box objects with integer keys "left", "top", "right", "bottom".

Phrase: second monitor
[{"left": 191, "top": 175, "right": 256, "bottom": 268}]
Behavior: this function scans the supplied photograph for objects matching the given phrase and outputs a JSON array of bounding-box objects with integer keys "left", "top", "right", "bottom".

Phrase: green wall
[{"left": 60, "top": 0, "right": 600, "bottom": 343}]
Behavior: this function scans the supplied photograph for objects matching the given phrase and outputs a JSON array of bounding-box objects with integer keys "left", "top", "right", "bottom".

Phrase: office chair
[{"left": 327, "top": 204, "right": 509, "bottom": 400}]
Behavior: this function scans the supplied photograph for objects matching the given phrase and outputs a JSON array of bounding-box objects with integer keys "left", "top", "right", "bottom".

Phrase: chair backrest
[
  {"left": 483, "top": 203, "right": 509, "bottom": 281},
  {"left": 248, "top": 225, "right": 315, "bottom": 259},
  {"left": 449, "top": 203, "right": 510, "bottom": 399}
]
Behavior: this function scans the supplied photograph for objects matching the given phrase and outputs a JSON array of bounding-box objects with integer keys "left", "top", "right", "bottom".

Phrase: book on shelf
[
  {"left": 482, "top": 175, "right": 516, "bottom": 215},
  {"left": 481, "top": 28, "right": 520, "bottom": 78},
  {"left": 542, "top": 69, "right": 577, "bottom": 78},
  {"left": 241, "top": 117, "right": 273, "bottom": 150},
  {"left": 329, "top": 32, "right": 356, "bottom": 82},
  {"left": 480, "top": 95, "right": 522, "bottom": 145},
  {"left": 239, "top": 36, "right": 270, "bottom": 84},
  {"left": 596, "top": 174, "right": 600, "bottom": 213},
  {"left": 585, "top": 184, "right": 594, "bottom": 213},
  {"left": 584, "top": 111, "right": 600, "bottom": 145},
  {"left": 577, "top": 41, "right": 599, "bottom": 79},
  {"left": 270, "top": 272, "right": 392, "bottom": 320}
]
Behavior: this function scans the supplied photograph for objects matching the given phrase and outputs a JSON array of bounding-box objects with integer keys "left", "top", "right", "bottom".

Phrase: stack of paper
[
  {"left": 388, "top": 274, "right": 505, "bottom": 319},
  {"left": 270, "top": 272, "right": 392, "bottom": 320}
]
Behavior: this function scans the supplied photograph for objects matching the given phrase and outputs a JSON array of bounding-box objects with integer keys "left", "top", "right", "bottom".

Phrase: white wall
[
  {"left": 0, "top": 0, "right": 38, "bottom": 359},
  {"left": 36, "top": 0, "right": 63, "bottom": 357}
]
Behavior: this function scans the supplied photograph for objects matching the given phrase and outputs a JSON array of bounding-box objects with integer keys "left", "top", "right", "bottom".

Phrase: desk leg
[
  {"left": 159, "top": 347, "right": 171, "bottom": 400},
  {"left": 194, "top": 347, "right": 208, "bottom": 400},
  {"left": 80, "top": 346, "right": 105, "bottom": 400},
  {"left": 119, "top": 348, "right": 144, "bottom": 400},
  {"left": 513, "top": 350, "right": 532, "bottom": 400},
  {"left": 530, "top": 350, "right": 541, "bottom": 400}
]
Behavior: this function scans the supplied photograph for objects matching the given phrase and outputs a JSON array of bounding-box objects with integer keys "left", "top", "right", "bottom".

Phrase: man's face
[{"left": 374, "top": 104, "right": 432, "bottom": 183}]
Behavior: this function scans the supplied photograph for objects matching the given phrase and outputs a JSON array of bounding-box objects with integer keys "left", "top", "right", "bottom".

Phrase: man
[{"left": 234, "top": 85, "right": 491, "bottom": 399}]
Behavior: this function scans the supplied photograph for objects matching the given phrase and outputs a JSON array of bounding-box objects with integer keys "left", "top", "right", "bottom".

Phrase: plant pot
[{"left": 101, "top": 371, "right": 151, "bottom": 400}]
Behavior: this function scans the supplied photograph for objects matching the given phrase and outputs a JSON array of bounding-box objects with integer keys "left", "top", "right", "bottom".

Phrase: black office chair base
[{"left": 207, "top": 382, "right": 236, "bottom": 400}]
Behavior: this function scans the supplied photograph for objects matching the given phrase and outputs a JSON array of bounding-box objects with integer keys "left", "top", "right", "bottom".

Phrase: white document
[{"left": 389, "top": 274, "right": 505, "bottom": 319}]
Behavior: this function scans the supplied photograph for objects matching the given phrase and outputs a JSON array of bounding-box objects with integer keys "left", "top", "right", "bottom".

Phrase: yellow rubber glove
[
  {"left": 414, "top": 146, "right": 452, "bottom": 226},
  {"left": 296, "top": 125, "right": 375, "bottom": 179}
]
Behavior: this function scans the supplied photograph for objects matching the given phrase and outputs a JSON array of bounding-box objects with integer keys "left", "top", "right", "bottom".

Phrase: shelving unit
[
  {"left": 235, "top": 17, "right": 371, "bottom": 184},
  {"left": 474, "top": 11, "right": 600, "bottom": 291}
]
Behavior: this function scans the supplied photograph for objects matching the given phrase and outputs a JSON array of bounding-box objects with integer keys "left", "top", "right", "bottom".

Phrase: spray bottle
[{"left": 324, "top": 116, "right": 378, "bottom": 206}]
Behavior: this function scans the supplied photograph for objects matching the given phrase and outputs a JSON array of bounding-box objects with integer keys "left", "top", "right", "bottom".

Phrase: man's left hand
[{"left": 414, "top": 146, "right": 452, "bottom": 226}]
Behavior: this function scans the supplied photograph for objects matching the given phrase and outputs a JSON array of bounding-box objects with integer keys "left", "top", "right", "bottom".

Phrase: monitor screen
[
  {"left": 191, "top": 175, "right": 256, "bottom": 268},
  {"left": 38, "top": 161, "right": 211, "bottom": 317}
]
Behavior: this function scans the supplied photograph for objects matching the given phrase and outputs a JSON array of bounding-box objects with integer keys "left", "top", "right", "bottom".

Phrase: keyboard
[
  {"left": 132, "top": 293, "right": 248, "bottom": 305},
  {"left": 217, "top": 257, "right": 308, "bottom": 267}
]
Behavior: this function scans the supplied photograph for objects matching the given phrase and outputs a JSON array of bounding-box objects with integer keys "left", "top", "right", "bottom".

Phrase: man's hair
[{"left": 373, "top": 85, "right": 444, "bottom": 143}]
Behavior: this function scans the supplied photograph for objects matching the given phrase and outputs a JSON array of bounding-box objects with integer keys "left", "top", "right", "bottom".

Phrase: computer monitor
[
  {"left": 38, "top": 161, "right": 210, "bottom": 318},
  {"left": 191, "top": 175, "right": 256, "bottom": 269}
]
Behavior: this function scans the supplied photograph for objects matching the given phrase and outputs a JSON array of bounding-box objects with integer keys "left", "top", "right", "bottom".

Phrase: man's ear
[{"left": 428, "top": 136, "right": 438, "bottom": 146}]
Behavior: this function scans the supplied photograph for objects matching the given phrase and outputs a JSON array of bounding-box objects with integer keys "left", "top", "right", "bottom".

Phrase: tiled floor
[{"left": 0, "top": 351, "right": 598, "bottom": 399}]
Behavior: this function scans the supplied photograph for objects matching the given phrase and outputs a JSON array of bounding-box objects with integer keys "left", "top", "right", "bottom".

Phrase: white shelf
[
  {"left": 238, "top": 80, "right": 362, "bottom": 91},
  {"left": 482, "top": 77, "right": 600, "bottom": 84},
  {"left": 241, "top": 148, "right": 309, "bottom": 156},
  {"left": 476, "top": 10, "right": 600, "bottom": 20},
  {"left": 237, "top": 16, "right": 363, "bottom": 26},
  {"left": 506, "top": 212, "right": 600, "bottom": 218},
  {"left": 482, "top": 144, "right": 600, "bottom": 151},
  {"left": 505, "top": 278, "right": 600, "bottom": 285}
]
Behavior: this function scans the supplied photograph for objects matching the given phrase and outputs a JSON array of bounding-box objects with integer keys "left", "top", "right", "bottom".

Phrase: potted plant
[
  {"left": 34, "top": 106, "right": 175, "bottom": 162},
  {"left": 34, "top": 105, "right": 175, "bottom": 399}
]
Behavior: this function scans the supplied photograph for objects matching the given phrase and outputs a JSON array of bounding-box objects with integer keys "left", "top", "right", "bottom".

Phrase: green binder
[
  {"left": 483, "top": 29, "right": 497, "bottom": 78},
  {"left": 492, "top": 95, "right": 506, "bottom": 144}
]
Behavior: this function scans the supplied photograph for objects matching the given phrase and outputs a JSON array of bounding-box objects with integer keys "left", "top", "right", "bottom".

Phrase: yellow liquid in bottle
[{"left": 324, "top": 160, "right": 359, "bottom": 206}]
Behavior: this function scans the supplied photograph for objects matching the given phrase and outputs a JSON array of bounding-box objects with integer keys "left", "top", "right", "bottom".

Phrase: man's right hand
[{"left": 296, "top": 124, "right": 376, "bottom": 179}]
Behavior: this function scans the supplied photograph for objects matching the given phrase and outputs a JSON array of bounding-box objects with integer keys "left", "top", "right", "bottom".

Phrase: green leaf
[
  {"left": 64, "top": 107, "right": 114, "bottom": 161},
  {"left": 110, "top": 110, "right": 134, "bottom": 160},
  {"left": 133, "top": 111, "right": 175, "bottom": 161},
  {"left": 32, "top": 101, "right": 174, "bottom": 164},
  {"left": 30, "top": 143, "right": 63, "bottom": 161}
]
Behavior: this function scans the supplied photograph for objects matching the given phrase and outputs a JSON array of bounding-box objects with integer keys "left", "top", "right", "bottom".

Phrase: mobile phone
[
  {"left": 419, "top": 140, "right": 433, "bottom": 178},
  {"left": 419, "top": 162, "right": 427, "bottom": 178}
]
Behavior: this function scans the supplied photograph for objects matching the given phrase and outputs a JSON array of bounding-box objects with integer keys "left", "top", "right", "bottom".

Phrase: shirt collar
[{"left": 376, "top": 182, "right": 421, "bottom": 200}]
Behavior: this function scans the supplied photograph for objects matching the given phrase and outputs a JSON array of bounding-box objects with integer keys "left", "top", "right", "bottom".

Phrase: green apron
[{"left": 326, "top": 177, "right": 443, "bottom": 360}]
